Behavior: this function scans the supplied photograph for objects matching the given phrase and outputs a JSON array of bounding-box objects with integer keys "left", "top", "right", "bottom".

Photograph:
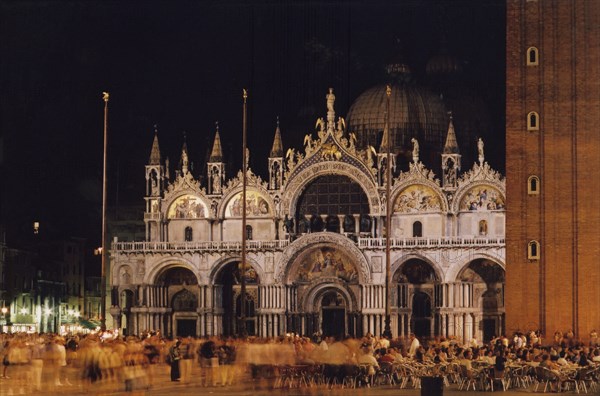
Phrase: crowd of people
[{"left": 0, "top": 328, "right": 599, "bottom": 393}]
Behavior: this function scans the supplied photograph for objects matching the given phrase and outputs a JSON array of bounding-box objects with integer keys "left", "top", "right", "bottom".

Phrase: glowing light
[{"left": 20, "top": 308, "right": 28, "bottom": 315}]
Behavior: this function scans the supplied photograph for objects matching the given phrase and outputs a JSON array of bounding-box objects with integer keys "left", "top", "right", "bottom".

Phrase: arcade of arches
[{"left": 114, "top": 256, "right": 504, "bottom": 342}]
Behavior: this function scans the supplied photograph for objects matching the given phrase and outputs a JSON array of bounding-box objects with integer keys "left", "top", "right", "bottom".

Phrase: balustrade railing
[
  {"left": 112, "top": 236, "right": 504, "bottom": 254},
  {"left": 357, "top": 236, "right": 505, "bottom": 249},
  {"left": 112, "top": 239, "right": 291, "bottom": 253}
]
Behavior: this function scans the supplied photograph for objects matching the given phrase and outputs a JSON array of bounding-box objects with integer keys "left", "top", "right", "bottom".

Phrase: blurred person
[
  {"left": 408, "top": 333, "right": 420, "bottom": 358},
  {"left": 168, "top": 339, "right": 181, "bottom": 381},
  {"left": 199, "top": 338, "right": 217, "bottom": 386}
]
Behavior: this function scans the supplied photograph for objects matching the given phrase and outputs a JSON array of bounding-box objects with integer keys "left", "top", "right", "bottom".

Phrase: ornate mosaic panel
[
  {"left": 167, "top": 194, "right": 206, "bottom": 219},
  {"left": 226, "top": 191, "right": 270, "bottom": 217},
  {"left": 394, "top": 185, "right": 441, "bottom": 213},
  {"left": 459, "top": 185, "right": 505, "bottom": 211},
  {"left": 296, "top": 247, "right": 358, "bottom": 283}
]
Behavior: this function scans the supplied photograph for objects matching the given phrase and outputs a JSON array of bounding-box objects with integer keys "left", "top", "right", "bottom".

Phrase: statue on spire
[
  {"left": 327, "top": 88, "right": 335, "bottom": 112},
  {"left": 326, "top": 88, "right": 336, "bottom": 132},
  {"left": 477, "top": 138, "right": 485, "bottom": 164},
  {"left": 411, "top": 138, "right": 420, "bottom": 163}
]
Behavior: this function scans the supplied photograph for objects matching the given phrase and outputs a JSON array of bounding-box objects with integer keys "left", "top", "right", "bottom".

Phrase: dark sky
[{"left": 0, "top": 0, "right": 505, "bottom": 247}]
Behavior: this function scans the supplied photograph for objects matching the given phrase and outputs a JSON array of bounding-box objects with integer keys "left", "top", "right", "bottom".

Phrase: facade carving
[{"left": 110, "top": 88, "right": 506, "bottom": 342}]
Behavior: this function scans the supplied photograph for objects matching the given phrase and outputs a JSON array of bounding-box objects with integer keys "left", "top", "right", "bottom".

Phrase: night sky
[{"left": 0, "top": 0, "right": 505, "bottom": 249}]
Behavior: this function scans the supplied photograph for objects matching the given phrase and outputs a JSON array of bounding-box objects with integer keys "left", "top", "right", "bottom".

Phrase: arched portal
[
  {"left": 412, "top": 291, "right": 432, "bottom": 338},
  {"left": 457, "top": 259, "right": 505, "bottom": 343},
  {"left": 394, "top": 259, "right": 439, "bottom": 339},
  {"left": 215, "top": 262, "right": 260, "bottom": 336},
  {"left": 156, "top": 266, "right": 199, "bottom": 337},
  {"left": 320, "top": 290, "right": 347, "bottom": 338}
]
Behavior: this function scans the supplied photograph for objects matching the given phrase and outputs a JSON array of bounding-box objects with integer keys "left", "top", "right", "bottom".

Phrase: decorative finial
[
  {"left": 243, "top": 88, "right": 248, "bottom": 101},
  {"left": 153, "top": 124, "right": 158, "bottom": 134},
  {"left": 448, "top": 110, "right": 453, "bottom": 120},
  {"left": 386, "top": 85, "right": 391, "bottom": 96},
  {"left": 215, "top": 121, "right": 219, "bottom": 132},
  {"left": 276, "top": 116, "right": 280, "bottom": 128},
  {"left": 102, "top": 91, "right": 109, "bottom": 102}
]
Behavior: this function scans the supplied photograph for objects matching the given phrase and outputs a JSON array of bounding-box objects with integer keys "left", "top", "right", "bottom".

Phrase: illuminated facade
[{"left": 110, "top": 90, "right": 506, "bottom": 341}]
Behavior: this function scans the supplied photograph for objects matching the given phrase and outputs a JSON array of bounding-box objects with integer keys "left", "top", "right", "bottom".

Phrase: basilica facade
[{"left": 109, "top": 88, "right": 505, "bottom": 343}]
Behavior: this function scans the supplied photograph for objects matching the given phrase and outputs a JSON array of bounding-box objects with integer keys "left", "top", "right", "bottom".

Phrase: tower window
[
  {"left": 527, "top": 112, "right": 539, "bottom": 130},
  {"left": 245, "top": 225, "right": 253, "bottom": 240},
  {"left": 528, "top": 240, "right": 540, "bottom": 260},
  {"left": 527, "top": 47, "right": 539, "bottom": 65},
  {"left": 412, "top": 221, "right": 423, "bottom": 237},
  {"left": 184, "top": 226, "right": 193, "bottom": 242},
  {"left": 528, "top": 176, "right": 540, "bottom": 195}
]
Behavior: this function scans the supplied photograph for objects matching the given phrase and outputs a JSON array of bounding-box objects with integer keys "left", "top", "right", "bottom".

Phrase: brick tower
[{"left": 505, "top": 0, "right": 600, "bottom": 342}]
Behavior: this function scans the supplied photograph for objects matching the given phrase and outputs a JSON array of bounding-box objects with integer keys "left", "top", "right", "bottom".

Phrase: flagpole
[
  {"left": 101, "top": 91, "right": 109, "bottom": 331},
  {"left": 383, "top": 85, "right": 392, "bottom": 339},
  {"left": 239, "top": 89, "right": 248, "bottom": 337}
]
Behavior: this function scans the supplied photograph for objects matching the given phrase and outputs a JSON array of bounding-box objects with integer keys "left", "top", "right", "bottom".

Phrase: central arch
[
  {"left": 393, "top": 258, "right": 440, "bottom": 339},
  {"left": 213, "top": 261, "right": 260, "bottom": 336},
  {"left": 155, "top": 266, "right": 200, "bottom": 337},
  {"left": 300, "top": 279, "right": 358, "bottom": 338}
]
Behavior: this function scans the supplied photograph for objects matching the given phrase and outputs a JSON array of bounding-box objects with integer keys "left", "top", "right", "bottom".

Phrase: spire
[
  {"left": 270, "top": 117, "right": 283, "bottom": 157},
  {"left": 149, "top": 124, "right": 161, "bottom": 165},
  {"left": 209, "top": 122, "right": 223, "bottom": 162},
  {"left": 443, "top": 112, "right": 460, "bottom": 154}
]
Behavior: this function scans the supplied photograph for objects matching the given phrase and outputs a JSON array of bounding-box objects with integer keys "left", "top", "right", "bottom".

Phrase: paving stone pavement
[{"left": 1, "top": 363, "right": 598, "bottom": 396}]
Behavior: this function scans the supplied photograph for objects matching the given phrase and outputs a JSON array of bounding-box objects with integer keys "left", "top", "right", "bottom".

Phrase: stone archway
[
  {"left": 456, "top": 259, "right": 506, "bottom": 343},
  {"left": 319, "top": 290, "right": 347, "bottom": 338},
  {"left": 156, "top": 266, "right": 200, "bottom": 337},
  {"left": 393, "top": 259, "right": 440, "bottom": 338},
  {"left": 214, "top": 261, "right": 260, "bottom": 336}
]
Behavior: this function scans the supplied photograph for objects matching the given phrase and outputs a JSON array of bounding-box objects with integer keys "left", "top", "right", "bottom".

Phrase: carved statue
[
  {"left": 283, "top": 215, "right": 294, "bottom": 234},
  {"left": 326, "top": 88, "right": 335, "bottom": 113},
  {"left": 181, "top": 149, "right": 189, "bottom": 172},
  {"left": 321, "top": 143, "right": 342, "bottom": 161},
  {"left": 411, "top": 138, "right": 419, "bottom": 163},
  {"left": 477, "top": 138, "right": 485, "bottom": 163},
  {"left": 315, "top": 117, "right": 325, "bottom": 134}
]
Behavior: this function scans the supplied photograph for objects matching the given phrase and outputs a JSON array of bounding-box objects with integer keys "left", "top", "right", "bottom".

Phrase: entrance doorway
[
  {"left": 412, "top": 291, "right": 432, "bottom": 338},
  {"left": 176, "top": 319, "right": 196, "bottom": 337},
  {"left": 482, "top": 318, "right": 496, "bottom": 343},
  {"left": 321, "top": 291, "right": 346, "bottom": 338},
  {"left": 216, "top": 262, "right": 260, "bottom": 336}
]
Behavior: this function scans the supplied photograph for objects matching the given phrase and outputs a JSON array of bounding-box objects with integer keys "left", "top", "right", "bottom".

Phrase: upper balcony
[{"left": 112, "top": 236, "right": 504, "bottom": 255}]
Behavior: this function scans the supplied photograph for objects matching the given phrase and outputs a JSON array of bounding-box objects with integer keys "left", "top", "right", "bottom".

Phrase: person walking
[{"left": 168, "top": 339, "right": 182, "bottom": 382}]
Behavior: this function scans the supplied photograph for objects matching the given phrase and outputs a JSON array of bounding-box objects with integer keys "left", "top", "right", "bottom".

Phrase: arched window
[
  {"left": 528, "top": 175, "right": 540, "bottom": 195},
  {"left": 184, "top": 226, "right": 193, "bottom": 241},
  {"left": 527, "top": 47, "right": 539, "bottom": 66},
  {"left": 528, "top": 240, "right": 540, "bottom": 260},
  {"left": 527, "top": 111, "right": 539, "bottom": 131},
  {"left": 245, "top": 225, "right": 253, "bottom": 240},
  {"left": 412, "top": 221, "right": 423, "bottom": 237},
  {"left": 479, "top": 220, "right": 488, "bottom": 236}
]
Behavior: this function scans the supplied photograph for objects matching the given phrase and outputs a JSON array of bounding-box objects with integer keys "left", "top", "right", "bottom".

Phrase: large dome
[{"left": 346, "top": 81, "right": 449, "bottom": 166}]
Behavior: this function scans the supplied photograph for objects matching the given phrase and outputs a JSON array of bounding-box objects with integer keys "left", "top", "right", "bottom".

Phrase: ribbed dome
[{"left": 346, "top": 82, "right": 449, "bottom": 159}]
